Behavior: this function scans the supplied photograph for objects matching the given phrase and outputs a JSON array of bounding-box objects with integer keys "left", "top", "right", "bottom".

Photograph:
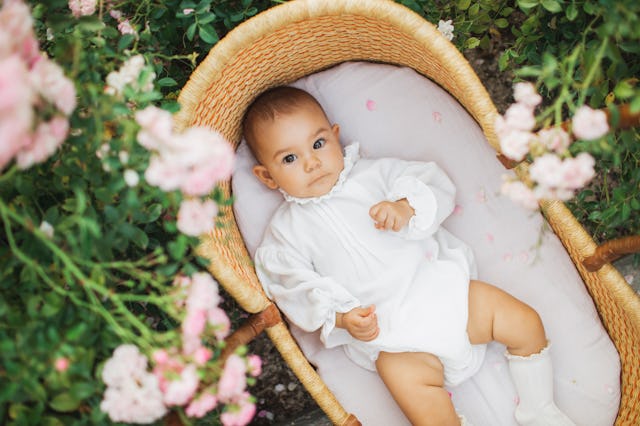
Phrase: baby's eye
[
  {"left": 313, "top": 138, "right": 326, "bottom": 149},
  {"left": 282, "top": 154, "right": 297, "bottom": 164}
]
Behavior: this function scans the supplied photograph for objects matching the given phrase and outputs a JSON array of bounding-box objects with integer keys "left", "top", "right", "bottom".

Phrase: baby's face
[{"left": 252, "top": 103, "right": 344, "bottom": 199}]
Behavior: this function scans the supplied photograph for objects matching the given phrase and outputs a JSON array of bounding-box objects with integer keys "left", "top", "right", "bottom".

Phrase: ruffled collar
[{"left": 280, "top": 142, "right": 360, "bottom": 205}]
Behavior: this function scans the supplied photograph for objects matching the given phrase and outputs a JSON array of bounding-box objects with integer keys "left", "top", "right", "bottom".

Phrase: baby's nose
[{"left": 305, "top": 155, "right": 321, "bottom": 172}]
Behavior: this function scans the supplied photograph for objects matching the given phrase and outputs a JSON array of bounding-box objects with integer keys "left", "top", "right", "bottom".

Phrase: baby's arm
[
  {"left": 369, "top": 198, "right": 415, "bottom": 231},
  {"left": 336, "top": 305, "right": 379, "bottom": 341}
]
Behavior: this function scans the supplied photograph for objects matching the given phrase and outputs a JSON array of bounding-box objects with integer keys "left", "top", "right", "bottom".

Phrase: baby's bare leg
[
  {"left": 466, "top": 280, "right": 546, "bottom": 356},
  {"left": 376, "top": 351, "right": 459, "bottom": 426}
]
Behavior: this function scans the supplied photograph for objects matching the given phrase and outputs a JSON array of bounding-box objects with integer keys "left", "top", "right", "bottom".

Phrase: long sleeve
[
  {"left": 379, "top": 159, "right": 456, "bottom": 240},
  {"left": 255, "top": 227, "right": 361, "bottom": 348}
]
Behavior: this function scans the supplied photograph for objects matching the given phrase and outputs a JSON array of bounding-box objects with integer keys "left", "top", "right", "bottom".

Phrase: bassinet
[{"left": 174, "top": 0, "right": 640, "bottom": 424}]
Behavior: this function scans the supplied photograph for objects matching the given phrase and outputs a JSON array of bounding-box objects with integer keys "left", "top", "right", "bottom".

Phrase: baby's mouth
[{"left": 310, "top": 173, "right": 330, "bottom": 186}]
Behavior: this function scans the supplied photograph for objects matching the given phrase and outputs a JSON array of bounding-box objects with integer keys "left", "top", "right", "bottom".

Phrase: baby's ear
[
  {"left": 332, "top": 123, "right": 340, "bottom": 139},
  {"left": 252, "top": 165, "right": 279, "bottom": 190}
]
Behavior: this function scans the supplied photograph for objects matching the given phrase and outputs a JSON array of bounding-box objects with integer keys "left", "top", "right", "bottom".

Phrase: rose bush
[
  {"left": 404, "top": 0, "right": 639, "bottom": 242},
  {"left": 0, "top": 0, "right": 274, "bottom": 425},
  {"left": 2, "top": 0, "right": 638, "bottom": 425}
]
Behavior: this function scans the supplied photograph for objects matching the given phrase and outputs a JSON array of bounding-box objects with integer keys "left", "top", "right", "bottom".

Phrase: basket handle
[
  {"left": 221, "top": 303, "right": 282, "bottom": 361},
  {"left": 582, "top": 235, "right": 640, "bottom": 272},
  {"left": 498, "top": 103, "right": 640, "bottom": 169}
]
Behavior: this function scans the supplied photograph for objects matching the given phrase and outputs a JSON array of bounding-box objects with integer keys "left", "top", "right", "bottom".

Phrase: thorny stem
[{"left": 0, "top": 198, "right": 175, "bottom": 350}]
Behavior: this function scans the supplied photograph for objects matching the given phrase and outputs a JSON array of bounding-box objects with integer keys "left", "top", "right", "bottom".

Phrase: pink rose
[
  {"left": 144, "top": 156, "right": 185, "bottom": 192},
  {"left": 186, "top": 272, "right": 220, "bottom": 311},
  {"left": 182, "top": 332, "right": 202, "bottom": 356},
  {"left": 29, "top": 58, "right": 77, "bottom": 115},
  {"left": 68, "top": 0, "right": 97, "bottom": 18},
  {"left": 537, "top": 127, "right": 570, "bottom": 153},
  {"left": 176, "top": 199, "right": 217, "bottom": 237},
  {"left": 193, "top": 347, "right": 213, "bottom": 365},
  {"left": 208, "top": 307, "right": 231, "bottom": 340},
  {"left": 504, "top": 103, "right": 536, "bottom": 132},
  {"left": 0, "top": 55, "right": 33, "bottom": 113},
  {"left": 186, "top": 392, "right": 218, "bottom": 418},
  {"left": 500, "top": 179, "right": 538, "bottom": 210},
  {"left": 246, "top": 355, "right": 262, "bottom": 377},
  {"left": 572, "top": 105, "right": 609, "bottom": 140},
  {"left": 217, "top": 354, "right": 247, "bottom": 402},
  {"left": 16, "top": 117, "right": 69, "bottom": 169},
  {"left": 152, "top": 349, "right": 170, "bottom": 365},
  {"left": 513, "top": 82, "right": 542, "bottom": 108},
  {"left": 163, "top": 364, "right": 199, "bottom": 406},
  {"left": 0, "top": 1, "right": 38, "bottom": 65},
  {"left": 220, "top": 392, "right": 256, "bottom": 426},
  {"left": 499, "top": 130, "right": 532, "bottom": 161},
  {"left": 101, "top": 344, "right": 149, "bottom": 386},
  {"left": 117, "top": 19, "right": 136, "bottom": 35},
  {"left": 529, "top": 154, "right": 564, "bottom": 188},
  {"left": 181, "top": 161, "right": 228, "bottom": 197},
  {"left": 54, "top": 357, "right": 70, "bottom": 372},
  {"left": 561, "top": 152, "right": 595, "bottom": 190},
  {"left": 135, "top": 106, "right": 174, "bottom": 149},
  {"left": 182, "top": 308, "right": 207, "bottom": 337}
]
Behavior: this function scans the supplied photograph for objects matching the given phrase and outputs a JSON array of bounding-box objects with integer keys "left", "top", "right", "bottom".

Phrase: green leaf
[
  {"left": 614, "top": 80, "right": 635, "bottom": 99},
  {"left": 456, "top": 0, "right": 471, "bottom": 10},
  {"left": 621, "top": 202, "right": 631, "bottom": 222},
  {"left": 540, "top": 0, "right": 562, "bottom": 13},
  {"left": 117, "top": 34, "right": 136, "bottom": 51},
  {"left": 464, "top": 37, "right": 480, "bottom": 49},
  {"left": 76, "top": 16, "right": 106, "bottom": 32},
  {"left": 168, "top": 235, "right": 188, "bottom": 260},
  {"left": 197, "top": 12, "right": 216, "bottom": 25},
  {"left": 66, "top": 322, "right": 88, "bottom": 341},
  {"left": 186, "top": 22, "right": 197, "bottom": 40},
  {"left": 517, "top": 0, "right": 539, "bottom": 11},
  {"left": 495, "top": 18, "right": 509, "bottom": 28},
  {"left": 49, "top": 393, "right": 81, "bottom": 412},
  {"left": 131, "top": 226, "right": 149, "bottom": 249},
  {"left": 565, "top": 3, "right": 578, "bottom": 20},
  {"left": 157, "top": 77, "right": 178, "bottom": 87},
  {"left": 70, "top": 382, "right": 95, "bottom": 401},
  {"left": 398, "top": 0, "right": 422, "bottom": 13},
  {"left": 198, "top": 24, "right": 219, "bottom": 44}
]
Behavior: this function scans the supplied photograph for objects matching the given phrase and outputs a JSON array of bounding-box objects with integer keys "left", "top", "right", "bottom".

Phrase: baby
[{"left": 243, "top": 86, "right": 575, "bottom": 426}]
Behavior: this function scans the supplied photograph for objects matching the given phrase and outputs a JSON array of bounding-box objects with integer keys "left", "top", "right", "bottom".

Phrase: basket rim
[{"left": 174, "top": 0, "right": 497, "bottom": 142}]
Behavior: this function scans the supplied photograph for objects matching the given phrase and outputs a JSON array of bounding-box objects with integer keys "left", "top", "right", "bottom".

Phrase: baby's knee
[{"left": 376, "top": 351, "right": 445, "bottom": 387}]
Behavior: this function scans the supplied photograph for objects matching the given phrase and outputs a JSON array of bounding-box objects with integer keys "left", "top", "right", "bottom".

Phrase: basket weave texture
[{"left": 175, "top": 0, "right": 640, "bottom": 424}]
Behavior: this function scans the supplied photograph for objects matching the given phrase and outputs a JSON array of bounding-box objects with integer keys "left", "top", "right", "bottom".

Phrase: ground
[{"left": 240, "top": 47, "right": 516, "bottom": 425}]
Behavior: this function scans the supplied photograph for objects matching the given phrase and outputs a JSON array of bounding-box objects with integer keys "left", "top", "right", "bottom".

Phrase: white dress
[{"left": 255, "top": 143, "right": 486, "bottom": 385}]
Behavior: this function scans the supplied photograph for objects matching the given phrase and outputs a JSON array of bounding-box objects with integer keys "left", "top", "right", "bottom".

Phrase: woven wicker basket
[{"left": 174, "top": 0, "right": 640, "bottom": 424}]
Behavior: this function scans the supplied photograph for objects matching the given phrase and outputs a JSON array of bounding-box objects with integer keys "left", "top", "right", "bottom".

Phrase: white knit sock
[
  {"left": 506, "top": 343, "right": 575, "bottom": 426},
  {"left": 458, "top": 413, "right": 473, "bottom": 426}
]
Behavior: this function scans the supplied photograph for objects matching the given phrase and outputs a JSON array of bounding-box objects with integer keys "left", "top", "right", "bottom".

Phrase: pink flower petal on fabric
[
  {"left": 503, "top": 253, "right": 513, "bottom": 262},
  {"left": 486, "top": 233, "right": 494, "bottom": 243},
  {"left": 432, "top": 111, "right": 442, "bottom": 123},
  {"left": 453, "top": 205, "right": 463, "bottom": 215},
  {"left": 519, "top": 251, "right": 530, "bottom": 263},
  {"left": 365, "top": 99, "right": 376, "bottom": 111},
  {"left": 475, "top": 189, "right": 487, "bottom": 203}
]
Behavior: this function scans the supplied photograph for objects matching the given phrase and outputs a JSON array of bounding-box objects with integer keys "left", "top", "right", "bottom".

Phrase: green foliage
[
  {"left": 430, "top": 0, "right": 640, "bottom": 242},
  {"left": 1, "top": 1, "right": 278, "bottom": 425},
  {"left": 397, "top": 0, "right": 517, "bottom": 50},
  {"left": 503, "top": 0, "right": 640, "bottom": 242}
]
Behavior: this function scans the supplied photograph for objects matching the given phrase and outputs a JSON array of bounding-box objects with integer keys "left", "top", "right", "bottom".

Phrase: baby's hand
[
  {"left": 337, "top": 305, "right": 379, "bottom": 341},
  {"left": 369, "top": 199, "right": 415, "bottom": 231}
]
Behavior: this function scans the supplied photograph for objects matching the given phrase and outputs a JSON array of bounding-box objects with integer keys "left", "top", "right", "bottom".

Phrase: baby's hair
[{"left": 242, "top": 86, "right": 327, "bottom": 160}]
